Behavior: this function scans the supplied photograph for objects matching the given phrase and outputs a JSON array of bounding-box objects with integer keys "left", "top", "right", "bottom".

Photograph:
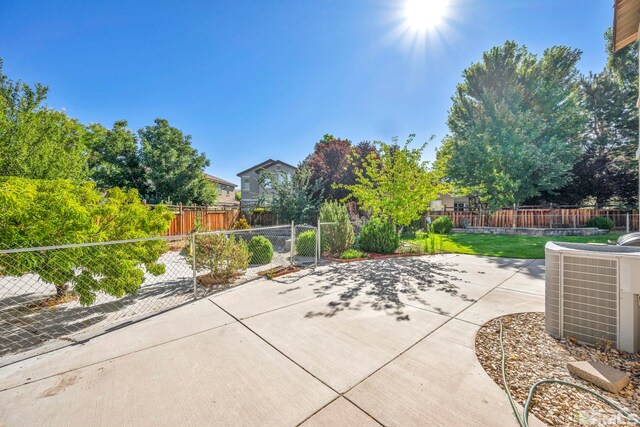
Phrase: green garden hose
[{"left": 498, "top": 320, "right": 640, "bottom": 427}]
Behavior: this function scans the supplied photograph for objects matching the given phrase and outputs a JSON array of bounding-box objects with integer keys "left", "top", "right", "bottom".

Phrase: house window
[
  {"left": 454, "top": 202, "right": 466, "bottom": 212},
  {"left": 242, "top": 177, "right": 250, "bottom": 191}
]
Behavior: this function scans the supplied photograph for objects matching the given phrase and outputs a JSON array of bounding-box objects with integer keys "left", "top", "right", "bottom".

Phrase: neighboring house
[
  {"left": 237, "top": 159, "right": 297, "bottom": 208},
  {"left": 203, "top": 173, "right": 239, "bottom": 205},
  {"left": 429, "top": 193, "right": 470, "bottom": 212}
]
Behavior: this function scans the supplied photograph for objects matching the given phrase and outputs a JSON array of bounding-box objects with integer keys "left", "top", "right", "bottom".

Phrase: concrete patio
[{"left": 0, "top": 254, "right": 546, "bottom": 426}]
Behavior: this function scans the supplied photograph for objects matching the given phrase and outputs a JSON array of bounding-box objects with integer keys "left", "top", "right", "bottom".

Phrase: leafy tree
[
  {"left": 444, "top": 41, "right": 584, "bottom": 209},
  {"left": 536, "top": 30, "right": 639, "bottom": 207},
  {"left": 87, "top": 120, "right": 147, "bottom": 193},
  {"left": 0, "top": 177, "right": 173, "bottom": 305},
  {"left": 606, "top": 28, "right": 638, "bottom": 110},
  {"left": 340, "top": 135, "right": 440, "bottom": 227},
  {"left": 0, "top": 59, "right": 88, "bottom": 180},
  {"left": 258, "top": 166, "right": 323, "bottom": 224},
  {"left": 139, "top": 118, "right": 218, "bottom": 205},
  {"left": 305, "top": 134, "right": 354, "bottom": 200},
  {"left": 543, "top": 72, "right": 638, "bottom": 206},
  {"left": 303, "top": 135, "right": 380, "bottom": 202}
]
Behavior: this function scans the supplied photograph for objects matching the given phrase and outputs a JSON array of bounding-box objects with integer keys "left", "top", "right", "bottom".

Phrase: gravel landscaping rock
[{"left": 475, "top": 312, "right": 640, "bottom": 426}]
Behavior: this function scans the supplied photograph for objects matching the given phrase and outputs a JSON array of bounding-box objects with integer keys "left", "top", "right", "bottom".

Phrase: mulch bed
[
  {"left": 257, "top": 265, "right": 300, "bottom": 278},
  {"left": 197, "top": 273, "right": 240, "bottom": 286},
  {"left": 475, "top": 312, "right": 640, "bottom": 426},
  {"left": 325, "top": 252, "right": 429, "bottom": 263},
  {"left": 26, "top": 293, "right": 79, "bottom": 309}
]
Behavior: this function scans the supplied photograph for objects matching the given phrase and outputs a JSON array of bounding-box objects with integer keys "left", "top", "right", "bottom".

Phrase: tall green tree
[
  {"left": 0, "top": 59, "right": 87, "bottom": 180},
  {"left": 444, "top": 41, "right": 584, "bottom": 209},
  {"left": 87, "top": 120, "right": 147, "bottom": 193},
  {"left": 139, "top": 118, "right": 217, "bottom": 205},
  {"left": 543, "top": 71, "right": 638, "bottom": 206},
  {"left": 340, "top": 135, "right": 440, "bottom": 227},
  {"left": 538, "top": 29, "right": 639, "bottom": 206}
]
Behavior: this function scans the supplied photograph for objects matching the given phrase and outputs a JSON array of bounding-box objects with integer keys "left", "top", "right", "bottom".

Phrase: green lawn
[{"left": 402, "top": 232, "right": 621, "bottom": 259}]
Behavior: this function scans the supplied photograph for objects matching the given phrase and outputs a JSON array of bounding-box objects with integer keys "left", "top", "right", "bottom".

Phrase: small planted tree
[
  {"left": 319, "top": 201, "right": 354, "bottom": 256},
  {"left": 0, "top": 177, "right": 173, "bottom": 305},
  {"left": 339, "top": 135, "right": 440, "bottom": 229}
]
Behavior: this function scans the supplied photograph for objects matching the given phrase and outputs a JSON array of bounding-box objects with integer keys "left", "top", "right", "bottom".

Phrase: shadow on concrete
[
  {"left": 0, "top": 274, "right": 195, "bottom": 361},
  {"left": 301, "top": 257, "right": 472, "bottom": 320}
]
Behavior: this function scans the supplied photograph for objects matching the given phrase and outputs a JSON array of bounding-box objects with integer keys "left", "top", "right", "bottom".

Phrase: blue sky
[{"left": 0, "top": 0, "right": 613, "bottom": 185}]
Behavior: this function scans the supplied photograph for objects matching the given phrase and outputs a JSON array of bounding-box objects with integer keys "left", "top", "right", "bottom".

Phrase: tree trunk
[{"left": 55, "top": 284, "right": 69, "bottom": 299}]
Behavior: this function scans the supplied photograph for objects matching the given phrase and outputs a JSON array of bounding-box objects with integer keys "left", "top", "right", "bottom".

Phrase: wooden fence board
[
  {"left": 428, "top": 208, "right": 638, "bottom": 230},
  {"left": 165, "top": 208, "right": 239, "bottom": 235}
]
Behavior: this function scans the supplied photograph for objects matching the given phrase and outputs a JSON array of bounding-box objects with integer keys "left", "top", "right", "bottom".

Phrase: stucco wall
[{"left": 239, "top": 162, "right": 296, "bottom": 202}]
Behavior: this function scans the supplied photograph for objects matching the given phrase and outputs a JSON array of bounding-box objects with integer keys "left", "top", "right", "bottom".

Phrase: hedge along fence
[
  {"left": 426, "top": 208, "right": 640, "bottom": 231},
  {"left": 146, "top": 204, "right": 240, "bottom": 235}
]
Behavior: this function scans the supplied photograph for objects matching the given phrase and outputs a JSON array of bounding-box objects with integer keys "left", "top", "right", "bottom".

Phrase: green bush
[
  {"left": 424, "top": 231, "right": 444, "bottom": 255},
  {"left": 396, "top": 242, "right": 424, "bottom": 255},
  {"left": 0, "top": 177, "right": 173, "bottom": 305},
  {"left": 319, "top": 201, "right": 355, "bottom": 256},
  {"left": 358, "top": 218, "right": 399, "bottom": 254},
  {"left": 195, "top": 234, "right": 249, "bottom": 283},
  {"left": 431, "top": 216, "right": 453, "bottom": 234},
  {"left": 296, "top": 230, "right": 316, "bottom": 257},
  {"left": 247, "top": 235, "right": 273, "bottom": 264},
  {"left": 340, "top": 248, "right": 366, "bottom": 259},
  {"left": 231, "top": 217, "right": 251, "bottom": 230},
  {"left": 586, "top": 216, "right": 614, "bottom": 230}
]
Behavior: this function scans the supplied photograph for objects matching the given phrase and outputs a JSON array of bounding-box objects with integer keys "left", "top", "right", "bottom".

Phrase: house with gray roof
[{"left": 237, "top": 159, "right": 297, "bottom": 208}]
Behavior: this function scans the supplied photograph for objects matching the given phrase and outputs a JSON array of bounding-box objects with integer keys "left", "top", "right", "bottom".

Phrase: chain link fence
[{"left": 0, "top": 224, "right": 318, "bottom": 366}]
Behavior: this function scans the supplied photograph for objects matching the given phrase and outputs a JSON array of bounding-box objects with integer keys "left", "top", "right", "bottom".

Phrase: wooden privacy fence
[
  {"left": 161, "top": 205, "right": 240, "bottom": 235},
  {"left": 427, "top": 208, "right": 640, "bottom": 231}
]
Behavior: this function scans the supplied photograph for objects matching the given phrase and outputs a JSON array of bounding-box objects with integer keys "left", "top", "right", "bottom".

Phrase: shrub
[
  {"left": 194, "top": 234, "right": 249, "bottom": 283},
  {"left": 424, "top": 229, "right": 444, "bottom": 255},
  {"left": 586, "top": 216, "right": 614, "bottom": 231},
  {"left": 431, "top": 216, "right": 453, "bottom": 234},
  {"left": 396, "top": 242, "right": 424, "bottom": 255},
  {"left": 296, "top": 230, "right": 316, "bottom": 257},
  {"left": 358, "top": 218, "right": 399, "bottom": 254},
  {"left": 231, "top": 217, "right": 251, "bottom": 230},
  {"left": 319, "top": 201, "right": 354, "bottom": 255},
  {"left": 340, "top": 249, "right": 366, "bottom": 259},
  {"left": 247, "top": 236, "right": 273, "bottom": 264},
  {"left": 0, "top": 177, "right": 173, "bottom": 305}
]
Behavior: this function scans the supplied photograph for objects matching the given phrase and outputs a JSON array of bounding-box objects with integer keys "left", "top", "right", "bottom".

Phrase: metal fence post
[
  {"left": 573, "top": 214, "right": 577, "bottom": 229},
  {"left": 627, "top": 212, "right": 630, "bottom": 233},
  {"left": 315, "top": 219, "right": 320, "bottom": 267},
  {"left": 192, "top": 233, "right": 198, "bottom": 300},
  {"left": 290, "top": 221, "right": 295, "bottom": 266}
]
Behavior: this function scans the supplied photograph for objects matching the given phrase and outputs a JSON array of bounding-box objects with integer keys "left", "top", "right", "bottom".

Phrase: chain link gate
[{"left": 0, "top": 224, "right": 319, "bottom": 366}]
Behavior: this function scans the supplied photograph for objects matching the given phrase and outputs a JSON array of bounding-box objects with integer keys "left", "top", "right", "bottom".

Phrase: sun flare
[{"left": 404, "top": 0, "right": 448, "bottom": 33}]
